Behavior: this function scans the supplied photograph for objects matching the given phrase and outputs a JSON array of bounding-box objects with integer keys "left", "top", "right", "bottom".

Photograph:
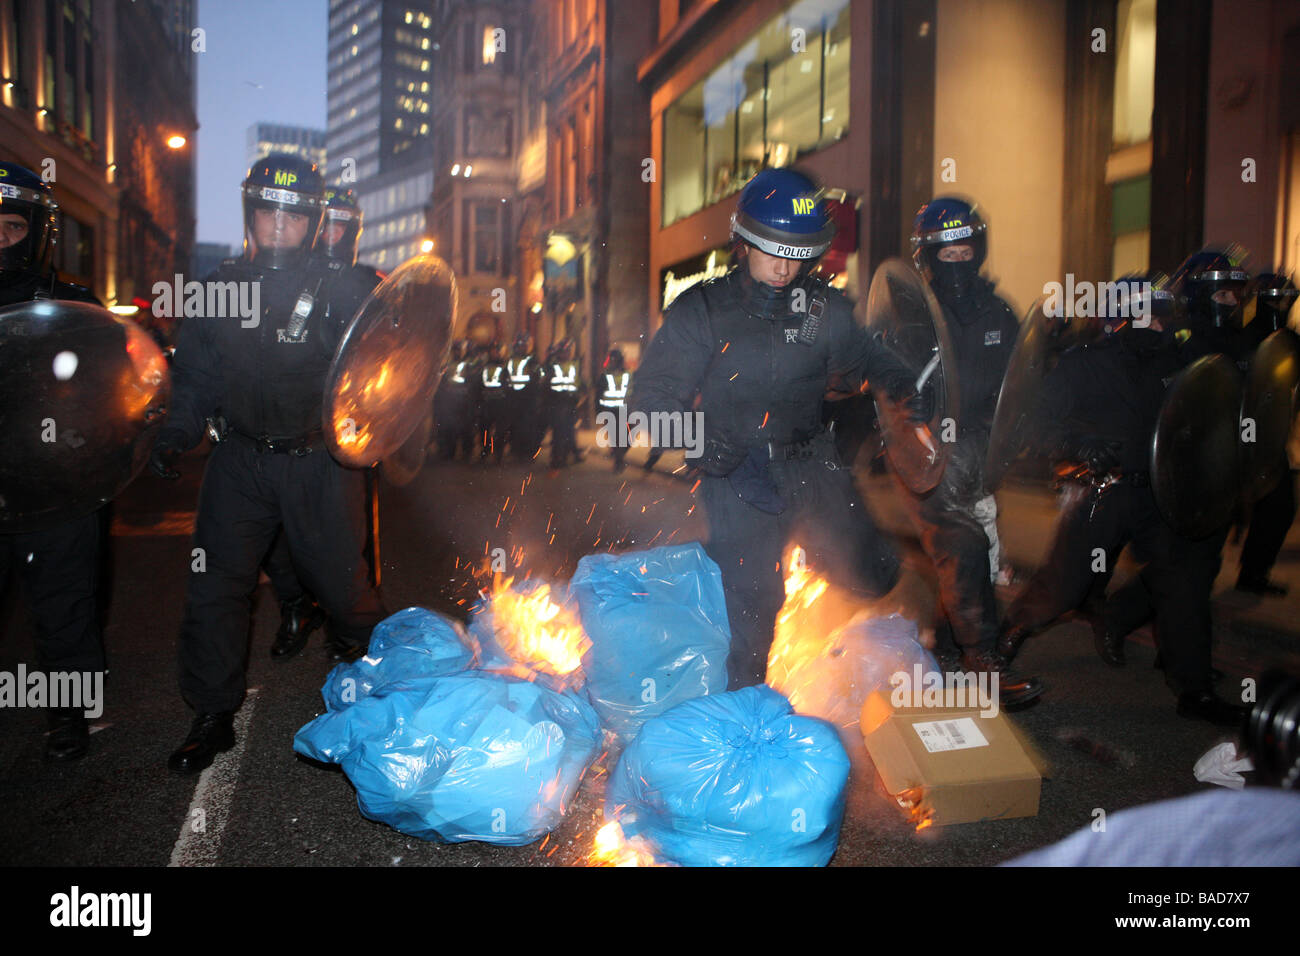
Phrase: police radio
[{"left": 797, "top": 290, "right": 827, "bottom": 346}]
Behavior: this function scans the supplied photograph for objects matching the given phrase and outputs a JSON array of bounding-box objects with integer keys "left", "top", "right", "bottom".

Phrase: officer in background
[
  {"left": 434, "top": 339, "right": 476, "bottom": 460},
  {"left": 149, "top": 154, "right": 387, "bottom": 773},
  {"left": 258, "top": 184, "right": 380, "bottom": 662},
  {"left": 632, "top": 169, "right": 920, "bottom": 689},
  {"left": 0, "top": 160, "right": 105, "bottom": 760},
  {"left": 545, "top": 338, "right": 584, "bottom": 468},
  {"left": 906, "top": 197, "right": 1039, "bottom": 704},
  {"left": 504, "top": 332, "right": 541, "bottom": 462},
  {"left": 999, "top": 274, "right": 1245, "bottom": 725},
  {"left": 1235, "top": 273, "right": 1298, "bottom": 595},
  {"left": 479, "top": 341, "right": 508, "bottom": 463},
  {"left": 599, "top": 349, "right": 633, "bottom": 472}
]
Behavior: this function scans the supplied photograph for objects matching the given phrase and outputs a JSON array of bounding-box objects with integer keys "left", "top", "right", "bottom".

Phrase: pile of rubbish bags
[{"left": 296, "top": 542, "right": 914, "bottom": 864}]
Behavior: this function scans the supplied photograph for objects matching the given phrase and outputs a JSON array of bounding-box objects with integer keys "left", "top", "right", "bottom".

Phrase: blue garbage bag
[
  {"left": 571, "top": 543, "right": 731, "bottom": 741},
  {"left": 769, "top": 611, "right": 939, "bottom": 736},
  {"left": 606, "top": 685, "right": 851, "bottom": 866},
  {"left": 295, "top": 671, "right": 601, "bottom": 845},
  {"left": 320, "top": 607, "right": 473, "bottom": 711}
]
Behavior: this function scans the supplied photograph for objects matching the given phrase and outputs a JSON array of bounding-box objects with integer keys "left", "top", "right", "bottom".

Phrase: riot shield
[
  {"left": 865, "top": 258, "right": 959, "bottom": 493},
  {"left": 985, "top": 296, "right": 1054, "bottom": 490},
  {"left": 1239, "top": 328, "right": 1300, "bottom": 503},
  {"left": 324, "top": 254, "right": 456, "bottom": 468},
  {"left": 0, "top": 300, "right": 170, "bottom": 532},
  {"left": 1151, "top": 354, "right": 1242, "bottom": 538},
  {"left": 382, "top": 409, "right": 432, "bottom": 488}
]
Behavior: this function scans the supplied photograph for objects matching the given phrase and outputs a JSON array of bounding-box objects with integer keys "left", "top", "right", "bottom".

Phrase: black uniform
[
  {"left": 0, "top": 274, "right": 107, "bottom": 686},
  {"left": 504, "top": 352, "right": 542, "bottom": 462},
  {"left": 479, "top": 354, "right": 508, "bottom": 462},
  {"left": 1002, "top": 333, "right": 1217, "bottom": 696},
  {"left": 546, "top": 358, "right": 583, "bottom": 467},
  {"left": 632, "top": 270, "right": 911, "bottom": 688},
  {"left": 159, "top": 256, "right": 386, "bottom": 713},
  {"left": 434, "top": 356, "right": 478, "bottom": 460},
  {"left": 897, "top": 279, "right": 1020, "bottom": 659}
]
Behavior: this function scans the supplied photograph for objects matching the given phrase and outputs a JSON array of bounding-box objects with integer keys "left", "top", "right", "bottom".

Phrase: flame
[
  {"left": 487, "top": 576, "right": 590, "bottom": 681},
  {"left": 587, "top": 821, "right": 661, "bottom": 867}
]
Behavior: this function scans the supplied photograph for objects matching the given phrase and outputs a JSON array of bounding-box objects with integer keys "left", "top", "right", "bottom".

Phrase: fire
[
  {"left": 587, "top": 821, "right": 661, "bottom": 867},
  {"left": 486, "top": 576, "right": 591, "bottom": 682},
  {"left": 766, "top": 546, "right": 833, "bottom": 700}
]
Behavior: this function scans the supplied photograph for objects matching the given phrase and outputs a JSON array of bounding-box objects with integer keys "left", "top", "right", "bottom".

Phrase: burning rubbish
[
  {"left": 470, "top": 575, "right": 590, "bottom": 690},
  {"left": 605, "top": 685, "right": 851, "bottom": 866},
  {"left": 767, "top": 548, "right": 939, "bottom": 739},
  {"left": 295, "top": 607, "right": 600, "bottom": 846},
  {"left": 569, "top": 543, "right": 731, "bottom": 742},
  {"left": 587, "top": 820, "right": 665, "bottom": 867}
]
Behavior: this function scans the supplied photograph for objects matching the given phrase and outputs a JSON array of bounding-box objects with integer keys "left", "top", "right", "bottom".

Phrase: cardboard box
[{"left": 860, "top": 691, "right": 1046, "bottom": 827}]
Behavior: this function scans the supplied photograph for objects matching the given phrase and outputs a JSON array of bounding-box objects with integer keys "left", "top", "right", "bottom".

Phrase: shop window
[{"left": 661, "top": 0, "right": 851, "bottom": 227}]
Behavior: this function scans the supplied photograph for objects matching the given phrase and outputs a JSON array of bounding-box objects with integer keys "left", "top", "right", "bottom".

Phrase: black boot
[
  {"left": 324, "top": 626, "right": 367, "bottom": 664},
  {"left": 964, "top": 647, "right": 1045, "bottom": 708},
  {"left": 995, "top": 622, "right": 1033, "bottom": 662},
  {"left": 1176, "top": 690, "right": 1248, "bottom": 728},
  {"left": 1091, "top": 616, "right": 1126, "bottom": 667},
  {"left": 46, "top": 708, "right": 89, "bottom": 762},
  {"left": 270, "top": 597, "right": 325, "bottom": 662},
  {"left": 167, "top": 712, "right": 235, "bottom": 775}
]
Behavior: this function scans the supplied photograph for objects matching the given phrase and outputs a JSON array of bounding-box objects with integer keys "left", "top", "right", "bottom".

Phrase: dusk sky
[{"left": 195, "top": 0, "right": 328, "bottom": 246}]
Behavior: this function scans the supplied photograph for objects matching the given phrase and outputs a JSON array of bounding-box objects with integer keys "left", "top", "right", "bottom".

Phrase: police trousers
[
  {"left": 701, "top": 438, "right": 900, "bottom": 690},
  {"left": 178, "top": 438, "right": 386, "bottom": 712}
]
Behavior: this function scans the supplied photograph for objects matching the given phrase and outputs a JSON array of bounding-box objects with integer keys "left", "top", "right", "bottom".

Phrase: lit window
[
  {"left": 351, "top": 23, "right": 358, "bottom": 35},
  {"left": 483, "top": 25, "right": 497, "bottom": 64},
  {"left": 404, "top": 11, "right": 413, "bottom": 24}
]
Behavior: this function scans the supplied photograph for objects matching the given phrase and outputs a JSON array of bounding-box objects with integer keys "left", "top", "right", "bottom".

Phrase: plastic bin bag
[
  {"left": 320, "top": 606, "right": 473, "bottom": 712},
  {"left": 571, "top": 543, "right": 731, "bottom": 741},
  {"left": 605, "top": 685, "right": 851, "bottom": 866},
  {"left": 768, "top": 610, "right": 939, "bottom": 736},
  {"left": 295, "top": 671, "right": 601, "bottom": 845}
]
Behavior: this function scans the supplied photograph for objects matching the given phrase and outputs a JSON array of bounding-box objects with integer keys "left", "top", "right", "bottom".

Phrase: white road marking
[{"left": 168, "top": 689, "right": 259, "bottom": 867}]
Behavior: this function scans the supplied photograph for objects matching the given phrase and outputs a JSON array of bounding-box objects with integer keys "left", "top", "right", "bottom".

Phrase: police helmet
[
  {"left": 1247, "top": 272, "right": 1298, "bottom": 335},
  {"left": 1171, "top": 248, "right": 1250, "bottom": 332},
  {"left": 603, "top": 348, "right": 625, "bottom": 372},
  {"left": 318, "top": 186, "right": 362, "bottom": 266},
  {"left": 241, "top": 153, "right": 326, "bottom": 270},
  {"left": 511, "top": 332, "right": 534, "bottom": 357},
  {"left": 0, "top": 161, "right": 58, "bottom": 276},
  {"left": 911, "top": 196, "right": 988, "bottom": 301},
  {"left": 1100, "top": 271, "right": 1183, "bottom": 341},
  {"left": 730, "top": 169, "right": 836, "bottom": 261}
]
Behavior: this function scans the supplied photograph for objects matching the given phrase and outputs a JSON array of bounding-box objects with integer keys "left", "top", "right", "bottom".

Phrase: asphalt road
[{"left": 2, "top": 438, "right": 1297, "bottom": 867}]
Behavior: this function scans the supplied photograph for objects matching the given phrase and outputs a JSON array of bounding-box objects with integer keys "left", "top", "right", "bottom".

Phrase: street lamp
[
  {"left": 420, "top": 238, "right": 434, "bottom": 254},
  {"left": 166, "top": 134, "right": 187, "bottom": 150}
]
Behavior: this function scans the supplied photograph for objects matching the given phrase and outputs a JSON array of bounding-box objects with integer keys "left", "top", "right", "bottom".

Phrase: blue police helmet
[{"left": 730, "top": 168, "right": 836, "bottom": 260}]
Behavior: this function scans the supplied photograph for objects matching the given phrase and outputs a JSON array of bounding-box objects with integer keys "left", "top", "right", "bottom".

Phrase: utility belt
[
  {"left": 216, "top": 417, "right": 325, "bottom": 456},
  {"left": 767, "top": 425, "right": 837, "bottom": 464}
]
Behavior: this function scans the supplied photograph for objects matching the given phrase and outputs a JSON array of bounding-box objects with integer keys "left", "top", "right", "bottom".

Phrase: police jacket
[
  {"left": 631, "top": 270, "right": 915, "bottom": 449},
  {"left": 935, "top": 278, "right": 1021, "bottom": 434},
  {"left": 1040, "top": 334, "right": 1184, "bottom": 474},
  {"left": 161, "top": 255, "right": 378, "bottom": 448}
]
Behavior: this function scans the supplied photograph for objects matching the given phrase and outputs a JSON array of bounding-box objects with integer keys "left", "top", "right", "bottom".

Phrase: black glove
[
  {"left": 727, "top": 446, "right": 786, "bottom": 515},
  {"left": 1076, "top": 435, "right": 1122, "bottom": 474},
  {"left": 149, "top": 431, "right": 186, "bottom": 480},
  {"left": 695, "top": 435, "right": 748, "bottom": 477}
]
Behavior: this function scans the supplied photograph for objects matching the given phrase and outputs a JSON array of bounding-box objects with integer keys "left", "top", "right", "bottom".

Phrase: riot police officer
[
  {"left": 599, "top": 349, "right": 634, "bottom": 472},
  {"left": 632, "top": 169, "right": 918, "bottom": 689},
  {"left": 434, "top": 339, "right": 476, "bottom": 459},
  {"left": 906, "top": 197, "right": 1040, "bottom": 704},
  {"left": 149, "top": 154, "right": 387, "bottom": 773},
  {"left": 504, "top": 332, "right": 542, "bottom": 462},
  {"left": 479, "top": 341, "right": 508, "bottom": 462},
  {"left": 1235, "top": 272, "right": 1298, "bottom": 595},
  {"left": 259, "top": 185, "right": 380, "bottom": 662},
  {"left": 999, "top": 274, "right": 1245, "bottom": 725},
  {"left": 0, "top": 160, "right": 105, "bottom": 760},
  {"left": 545, "top": 338, "right": 584, "bottom": 467}
]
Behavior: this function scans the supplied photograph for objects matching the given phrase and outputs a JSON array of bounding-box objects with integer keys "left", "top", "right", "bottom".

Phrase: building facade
[
  {"left": 327, "top": 0, "right": 436, "bottom": 272},
  {"left": 0, "top": 0, "right": 197, "bottom": 314},
  {"left": 245, "top": 122, "right": 327, "bottom": 173},
  {"left": 641, "top": 0, "right": 1300, "bottom": 337}
]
